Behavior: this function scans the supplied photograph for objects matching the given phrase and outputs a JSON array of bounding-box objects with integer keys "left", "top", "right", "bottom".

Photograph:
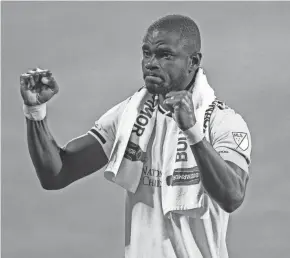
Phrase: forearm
[
  {"left": 190, "top": 139, "right": 247, "bottom": 212},
  {"left": 26, "top": 117, "right": 63, "bottom": 188},
  {"left": 21, "top": 68, "right": 109, "bottom": 189}
]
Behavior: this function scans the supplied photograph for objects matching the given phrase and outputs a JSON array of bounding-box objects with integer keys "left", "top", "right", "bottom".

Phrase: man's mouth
[
  {"left": 144, "top": 72, "right": 164, "bottom": 83},
  {"left": 144, "top": 71, "right": 163, "bottom": 79},
  {"left": 145, "top": 75, "right": 163, "bottom": 84},
  {"left": 146, "top": 75, "right": 161, "bottom": 79}
]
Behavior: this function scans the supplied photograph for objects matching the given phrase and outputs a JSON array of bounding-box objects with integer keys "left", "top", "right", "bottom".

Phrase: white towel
[
  {"left": 104, "top": 68, "right": 216, "bottom": 217},
  {"left": 161, "top": 68, "right": 216, "bottom": 218},
  {"left": 104, "top": 89, "right": 158, "bottom": 192}
]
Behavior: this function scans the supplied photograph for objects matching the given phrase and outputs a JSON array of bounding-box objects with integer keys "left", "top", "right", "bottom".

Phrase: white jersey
[{"left": 88, "top": 98, "right": 251, "bottom": 258}]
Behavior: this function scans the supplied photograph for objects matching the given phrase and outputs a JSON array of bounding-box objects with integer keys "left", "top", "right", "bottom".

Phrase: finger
[
  {"left": 165, "top": 98, "right": 188, "bottom": 107},
  {"left": 164, "top": 96, "right": 192, "bottom": 110},
  {"left": 20, "top": 73, "right": 30, "bottom": 81},
  {"left": 37, "top": 68, "right": 50, "bottom": 75},
  {"left": 29, "top": 75, "right": 36, "bottom": 88},
  {"left": 37, "top": 87, "right": 55, "bottom": 104},
  {"left": 164, "top": 97, "right": 182, "bottom": 106},
  {"left": 20, "top": 75, "right": 29, "bottom": 90},
  {"left": 38, "top": 69, "right": 51, "bottom": 79},
  {"left": 164, "top": 93, "right": 186, "bottom": 103},
  {"left": 21, "top": 72, "right": 31, "bottom": 79},
  {"left": 25, "top": 69, "right": 45, "bottom": 86},
  {"left": 165, "top": 89, "right": 192, "bottom": 100},
  {"left": 41, "top": 75, "right": 59, "bottom": 94},
  {"left": 31, "top": 71, "right": 41, "bottom": 84},
  {"left": 173, "top": 104, "right": 181, "bottom": 112},
  {"left": 27, "top": 69, "right": 37, "bottom": 75},
  {"left": 175, "top": 92, "right": 191, "bottom": 103},
  {"left": 40, "top": 74, "right": 52, "bottom": 86},
  {"left": 165, "top": 91, "right": 184, "bottom": 98},
  {"left": 34, "top": 72, "right": 40, "bottom": 83},
  {"left": 27, "top": 67, "right": 49, "bottom": 76}
]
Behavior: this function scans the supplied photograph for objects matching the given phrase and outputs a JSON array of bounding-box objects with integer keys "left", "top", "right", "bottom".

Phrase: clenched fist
[
  {"left": 20, "top": 68, "right": 59, "bottom": 106},
  {"left": 164, "top": 89, "right": 197, "bottom": 131}
]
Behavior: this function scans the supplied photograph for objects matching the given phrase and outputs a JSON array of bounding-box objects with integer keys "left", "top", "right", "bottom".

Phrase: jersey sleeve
[
  {"left": 209, "top": 107, "right": 252, "bottom": 173},
  {"left": 87, "top": 98, "right": 129, "bottom": 158}
]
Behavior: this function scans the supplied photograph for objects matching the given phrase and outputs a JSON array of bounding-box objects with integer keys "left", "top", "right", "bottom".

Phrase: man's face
[{"left": 142, "top": 29, "right": 192, "bottom": 95}]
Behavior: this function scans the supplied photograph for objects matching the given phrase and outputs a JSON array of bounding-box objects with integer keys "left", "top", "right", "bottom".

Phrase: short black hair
[{"left": 146, "top": 14, "right": 201, "bottom": 54}]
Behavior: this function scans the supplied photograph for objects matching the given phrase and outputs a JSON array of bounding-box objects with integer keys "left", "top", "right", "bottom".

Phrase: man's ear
[{"left": 189, "top": 52, "right": 202, "bottom": 73}]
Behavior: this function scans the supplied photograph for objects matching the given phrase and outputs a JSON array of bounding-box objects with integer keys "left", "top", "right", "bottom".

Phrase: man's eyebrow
[
  {"left": 156, "top": 45, "right": 175, "bottom": 52},
  {"left": 141, "top": 44, "right": 175, "bottom": 52},
  {"left": 142, "top": 44, "right": 150, "bottom": 50}
]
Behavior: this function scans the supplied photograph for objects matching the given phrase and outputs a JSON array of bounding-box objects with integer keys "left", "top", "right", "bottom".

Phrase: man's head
[{"left": 142, "top": 14, "right": 202, "bottom": 95}]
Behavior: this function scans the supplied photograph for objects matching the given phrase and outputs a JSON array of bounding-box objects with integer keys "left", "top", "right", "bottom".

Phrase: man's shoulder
[
  {"left": 204, "top": 99, "right": 249, "bottom": 133},
  {"left": 211, "top": 100, "right": 238, "bottom": 124}
]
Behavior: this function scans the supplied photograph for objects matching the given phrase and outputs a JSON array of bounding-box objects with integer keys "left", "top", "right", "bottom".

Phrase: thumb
[{"left": 41, "top": 75, "right": 59, "bottom": 94}]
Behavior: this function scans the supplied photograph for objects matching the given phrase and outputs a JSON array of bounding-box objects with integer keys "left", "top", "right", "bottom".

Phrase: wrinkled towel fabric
[{"left": 104, "top": 68, "right": 216, "bottom": 218}]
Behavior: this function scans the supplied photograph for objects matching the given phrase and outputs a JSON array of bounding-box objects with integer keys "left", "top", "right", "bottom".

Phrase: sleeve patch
[{"left": 232, "top": 132, "right": 249, "bottom": 151}]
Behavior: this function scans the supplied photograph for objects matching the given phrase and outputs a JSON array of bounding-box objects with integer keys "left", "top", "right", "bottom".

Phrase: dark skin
[
  {"left": 142, "top": 29, "right": 249, "bottom": 212},
  {"left": 142, "top": 29, "right": 200, "bottom": 97},
  {"left": 21, "top": 29, "right": 248, "bottom": 212}
]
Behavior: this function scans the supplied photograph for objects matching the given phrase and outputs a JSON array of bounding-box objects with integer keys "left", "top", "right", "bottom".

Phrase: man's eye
[
  {"left": 143, "top": 50, "right": 151, "bottom": 58},
  {"left": 161, "top": 52, "right": 173, "bottom": 59}
]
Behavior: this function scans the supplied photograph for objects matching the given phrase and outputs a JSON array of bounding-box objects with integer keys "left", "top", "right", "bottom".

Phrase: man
[{"left": 20, "top": 15, "right": 251, "bottom": 258}]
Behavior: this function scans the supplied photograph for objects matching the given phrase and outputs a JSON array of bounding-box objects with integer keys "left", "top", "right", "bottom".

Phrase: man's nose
[{"left": 145, "top": 55, "right": 159, "bottom": 70}]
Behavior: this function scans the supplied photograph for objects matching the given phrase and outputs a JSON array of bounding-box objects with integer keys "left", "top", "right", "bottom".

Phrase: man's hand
[
  {"left": 164, "top": 89, "right": 196, "bottom": 131},
  {"left": 20, "top": 68, "right": 59, "bottom": 106}
]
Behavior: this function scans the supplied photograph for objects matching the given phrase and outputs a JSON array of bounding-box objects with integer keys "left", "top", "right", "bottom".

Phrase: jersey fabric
[{"left": 88, "top": 98, "right": 251, "bottom": 258}]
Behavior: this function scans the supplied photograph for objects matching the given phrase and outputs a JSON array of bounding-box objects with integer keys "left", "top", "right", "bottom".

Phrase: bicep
[
  {"left": 210, "top": 109, "right": 252, "bottom": 193},
  {"left": 55, "top": 98, "right": 128, "bottom": 188},
  {"left": 57, "top": 134, "right": 108, "bottom": 188},
  {"left": 211, "top": 110, "right": 252, "bottom": 174}
]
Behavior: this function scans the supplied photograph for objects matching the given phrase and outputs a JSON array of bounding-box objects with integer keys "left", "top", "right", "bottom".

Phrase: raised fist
[{"left": 20, "top": 68, "right": 59, "bottom": 106}]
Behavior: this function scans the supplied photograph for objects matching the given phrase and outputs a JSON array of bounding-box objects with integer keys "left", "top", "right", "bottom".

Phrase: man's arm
[
  {"left": 190, "top": 139, "right": 248, "bottom": 213},
  {"left": 21, "top": 68, "right": 110, "bottom": 190},
  {"left": 26, "top": 117, "right": 108, "bottom": 190},
  {"left": 164, "top": 70, "right": 251, "bottom": 213}
]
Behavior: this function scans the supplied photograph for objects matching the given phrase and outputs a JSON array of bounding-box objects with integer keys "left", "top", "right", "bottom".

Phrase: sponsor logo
[
  {"left": 142, "top": 166, "right": 162, "bottom": 188},
  {"left": 132, "top": 95, "right": 157, "bottom": 137},
  {"left": 168, "top": 167, "right": 200, "bottom": 186},
  {"left": 176, "top": 131, "right": 188, "bottom": 162},
  {"left": 124, "top": 141, "right": 147, "bottom": 162},
  {"left": 232, "top": 132, "right": 249, "bottom": 151}
]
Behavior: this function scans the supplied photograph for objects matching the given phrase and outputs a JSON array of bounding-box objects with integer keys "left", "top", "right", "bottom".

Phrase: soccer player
[{"left": 20, "top": 15, "right": 251, "bottom": 258}]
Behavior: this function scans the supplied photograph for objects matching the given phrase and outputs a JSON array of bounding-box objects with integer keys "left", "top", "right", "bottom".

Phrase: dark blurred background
[{"left": 2, "top": 1, "right": 290, "bottom": 258}]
